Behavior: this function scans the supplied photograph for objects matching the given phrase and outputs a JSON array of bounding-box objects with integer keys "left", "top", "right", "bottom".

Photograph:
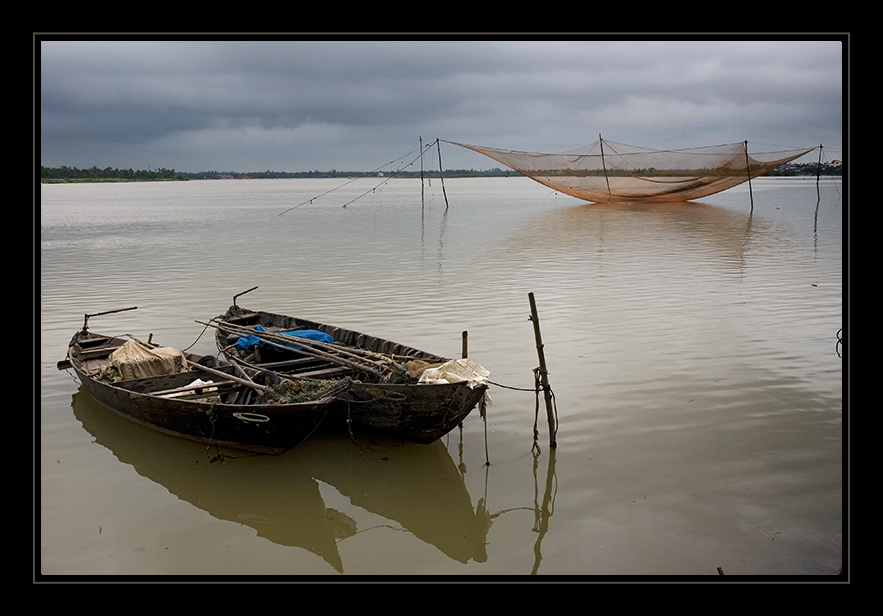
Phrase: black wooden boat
[
  {"left": 60, "top": 313, "right": 346, "bottom": 455},
  {"left": 213, "top": 303, "right": 489, "bottom": 444}
]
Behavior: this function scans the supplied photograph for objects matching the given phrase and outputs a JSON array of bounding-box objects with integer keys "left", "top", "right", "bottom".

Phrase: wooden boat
[
  {"left": 59, "top": 309, "right": 346, "bottom": 455},
  {"left": 212, "top": 301, "right": 489, "bottom": 444}
]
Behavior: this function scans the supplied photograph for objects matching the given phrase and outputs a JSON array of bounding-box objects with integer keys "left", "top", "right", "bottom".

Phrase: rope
[
  {"left": 205, "top": 403, "right": 229, "bottom": 463},
  {"left": 340, "top": 142, "right": 436, "bottom": 208},
  {"left": 531, "top": 367, "right": 558, "bottom": 454},
  {"left": 277, "top": 140, "right": 435, "bottom": 214},
  {"left": 487, "top": 380, "right": 535, "bottom": 392}
]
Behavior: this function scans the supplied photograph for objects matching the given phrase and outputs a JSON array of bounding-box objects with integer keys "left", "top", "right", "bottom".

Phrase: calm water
[{"left": 39, "top": 175, "right": 844, "bottom": 578}]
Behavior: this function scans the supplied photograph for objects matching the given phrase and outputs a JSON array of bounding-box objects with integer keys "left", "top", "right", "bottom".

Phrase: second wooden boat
[{"left": 214, "top": 302, "right": 489, "bottom": 444}]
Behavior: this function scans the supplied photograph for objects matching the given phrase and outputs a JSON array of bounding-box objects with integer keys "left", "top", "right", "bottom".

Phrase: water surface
[{"left": 39, "top": 176, "right": 844, "bottom": 577}]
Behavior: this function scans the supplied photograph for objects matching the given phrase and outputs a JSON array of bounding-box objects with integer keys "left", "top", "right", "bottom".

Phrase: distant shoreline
[
  {"left": 40, "top": 171, "right": 514, "bottom": 184},
  {"left": 41, "top": 177, "right": 184, "bottom": 184}
]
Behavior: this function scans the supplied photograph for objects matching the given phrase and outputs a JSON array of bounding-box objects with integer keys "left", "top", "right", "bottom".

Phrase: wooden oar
[
  {"left": 215, "top": 318, "right": 419, "bottom": 370},
  {"left": 210, "top": 315, "right": 402, "bottom": 366},
  {"left": 200, "top": 319, "right": 392, "bottom": 380},
  {"left": 130, "top": 336, "right": 269, "bottom": 393},
  {"left": 185, "top": 358, "right": 268, "bottom": 392}
]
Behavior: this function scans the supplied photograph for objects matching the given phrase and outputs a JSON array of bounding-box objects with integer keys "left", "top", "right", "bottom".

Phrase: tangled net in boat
[{"left": 256, "top": 378, "right": 350, "bottom": 404}]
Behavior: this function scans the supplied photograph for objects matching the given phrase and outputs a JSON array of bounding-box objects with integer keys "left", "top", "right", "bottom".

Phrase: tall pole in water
[
  {"left": 529, "top": 292, "right": 557, "bottom": 448},
  {"left": 744, "top": 140, "right": 754, "bottom": 212},
  {"left": 599, "top": 134, "right": 612, "bottom": 199},
  {"left": 436, "top": 139, "right": 449, "bottom": 210}
]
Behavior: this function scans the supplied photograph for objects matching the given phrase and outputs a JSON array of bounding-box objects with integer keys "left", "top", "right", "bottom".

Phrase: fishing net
[
  {"left": 454, "top": 139, "right": 815, "bottom": 203},
  {"left": 256, "top": 378, "right": 350, "bottom": 404}
]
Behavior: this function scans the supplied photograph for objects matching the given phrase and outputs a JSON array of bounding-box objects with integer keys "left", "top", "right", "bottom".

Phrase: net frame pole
[
  {"left": 743, "top": 140, "right": 754, "bottom": 211},
  {"left": 599, "top": 135, "right": 612, "bottom": 199},
  {"left": 436, "top": 139, "right": 449, "bottom": 210}
]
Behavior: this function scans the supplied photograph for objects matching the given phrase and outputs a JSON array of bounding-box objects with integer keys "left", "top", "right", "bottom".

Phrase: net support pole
[
  {"left": 816, "top": 144, "right": 823, "bottom": 201},
  {"left": 529, "top": 292, "right": 557, "bottom": 449},
  {"left": 599, "top": 134, "right": 612, "bottom": 199},
  {"left": 744, "top": 140, "right": 754, "bottom": 211},
  {"left": 436, "top": 139, "right": 449, "bottom": 210}
]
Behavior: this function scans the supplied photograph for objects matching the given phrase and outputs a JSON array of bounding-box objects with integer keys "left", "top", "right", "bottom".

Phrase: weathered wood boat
[
  {"left": 59, "top": 309, "right": 346, "bottom": 455},
  {"left": 212, "top": 301, "right": 490, "bottom": 445}
]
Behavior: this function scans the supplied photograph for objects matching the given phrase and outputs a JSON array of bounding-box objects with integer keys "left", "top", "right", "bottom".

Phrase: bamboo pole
[
  {"left": 599, "top": 135, "right": 611, "bottom": 199},
  {"left": 133, "top": 335, "right": 268, "bottom": 392},
  {"left": 744, "top": 140, "right": 754, "bottom": 211},
  {"left": 201, "top": 319, "right": 392, "bottom": 380},
  {"left": 211, "top": 319, "right": 393, "bottom": 368},
  {"left": 528, "top": 292, "right": 557, "bottom": 448},
  {"left": 436, "top": 139, "right": 449, "bottom": 210}
]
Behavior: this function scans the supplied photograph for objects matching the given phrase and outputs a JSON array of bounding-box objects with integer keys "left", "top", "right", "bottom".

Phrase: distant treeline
[
  {"left": 767, "top": 162, "right": 842, "bottom": 176},
  {"left": 40, "top": 165, "right": 512, "bottom": 183},
  {"left": 40, "top": 161, "right": 841, "bottom": 183},
  {"left": 41, "top": 165, "right": 187, "bottom": 182}
]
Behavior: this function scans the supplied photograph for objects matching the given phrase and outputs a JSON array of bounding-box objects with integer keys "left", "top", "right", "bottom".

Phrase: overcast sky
[{"left": 37, "top": 36, "right": 846, "bottom": 173}]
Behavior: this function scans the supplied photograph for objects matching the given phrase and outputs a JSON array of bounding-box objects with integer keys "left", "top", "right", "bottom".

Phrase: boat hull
[
  {"left": 335, "top": 380, "right": 487, "bottom": 444},
  {"left": 217, "top": 306, "right": 488, "bottom": 444},
  {"left": 65, "top": 331, "right": 334, "bottom": 455}
]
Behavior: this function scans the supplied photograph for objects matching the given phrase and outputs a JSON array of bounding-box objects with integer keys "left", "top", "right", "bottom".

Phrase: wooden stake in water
[
  {"left": 436, "top": 138, "right": 449, "bottom": 210},
  {"left": 529, "top": 292, "right": 557, "bottom": 448},
  {"left": 744, "top": 140, "right": 754, "bottom": 211}
]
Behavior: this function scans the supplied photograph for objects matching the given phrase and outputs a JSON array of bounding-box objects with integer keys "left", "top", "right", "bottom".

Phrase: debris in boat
[
  {"left": 256, "top": 378, "right": 352, "bottom": 405},
  {"left": 402, "top": 359, "right": 442, "bottom": 380},
  {"left": 160, "top": 378, "right": 218, "bottom": 399}
]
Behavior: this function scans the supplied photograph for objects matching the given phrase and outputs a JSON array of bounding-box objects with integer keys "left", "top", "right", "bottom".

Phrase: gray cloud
[{"left": 38, "top": 37, "right": 845, "bottom": 172}]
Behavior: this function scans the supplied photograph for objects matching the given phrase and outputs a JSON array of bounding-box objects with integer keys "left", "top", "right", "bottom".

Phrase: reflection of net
[{"left": 456, "top": 139, "right": 815, "bottom": 203}]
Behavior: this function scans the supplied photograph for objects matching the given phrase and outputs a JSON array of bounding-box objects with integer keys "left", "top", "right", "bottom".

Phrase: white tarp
[{"left": 418, "top": 358, "right": 490, "bottom": 388}]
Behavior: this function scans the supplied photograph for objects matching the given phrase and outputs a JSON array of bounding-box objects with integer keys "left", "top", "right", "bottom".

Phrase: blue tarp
[{"left": 235, "top": 325, "right": 333, "bottom": 351}]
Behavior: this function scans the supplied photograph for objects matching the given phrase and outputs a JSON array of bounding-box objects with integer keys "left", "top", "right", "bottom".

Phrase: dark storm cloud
[{"left": 38, "top": 37, "right": 845, "bottom": 172}]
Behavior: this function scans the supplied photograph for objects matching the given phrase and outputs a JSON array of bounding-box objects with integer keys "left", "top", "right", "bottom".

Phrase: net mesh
[{"left": 455, "top": 139, "right": 815, "bottom": 203}]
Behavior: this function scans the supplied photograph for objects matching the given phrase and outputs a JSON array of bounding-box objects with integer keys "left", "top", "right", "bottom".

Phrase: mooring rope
[{"left": 531, "top": 368, "right": 558, "bottom": 452}]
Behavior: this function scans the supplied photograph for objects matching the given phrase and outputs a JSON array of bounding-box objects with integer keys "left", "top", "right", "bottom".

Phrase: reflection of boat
[
  {"left": 214, "top": 301, "right": 489, "bottom": 445},
  {"left": 453, "top": 138, "right": 815, "bottom": 203},
  {"left": 70, "top": 388, "right": 348, "bottom": 572},
  {"left": 60, "top": 315, "right": 345, "bottom": 455},
  {"left": 303, "top": 429, "right": 489, "bottom": 565},
  {"left": 71, "top": 389, "right": 489, "bottom": 571}
]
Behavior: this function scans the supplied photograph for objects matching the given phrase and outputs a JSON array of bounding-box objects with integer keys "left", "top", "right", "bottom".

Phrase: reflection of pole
[
  {"left": 530, "top": 447, "right": 557, "bottom": 575},
  {"left": 599, "top": 134, "right": 611, "bottom": 199},
  {"left": 529, "top": 292, "right": 557, "bottom": 448},
  {"left": 744, "top": 140, "right": 754, "bottom": 212},
  {"left": 464, "top": 329, "right": 491, "bottom": 465}
]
